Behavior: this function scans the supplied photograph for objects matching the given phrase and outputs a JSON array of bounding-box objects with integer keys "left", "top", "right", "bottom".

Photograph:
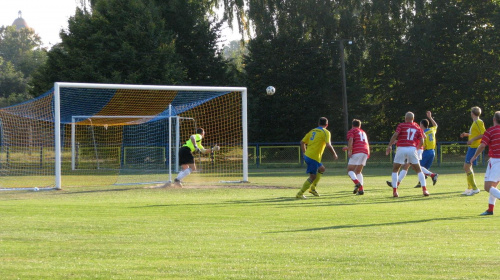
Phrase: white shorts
[
  {"left": 485, "top": 158, "right": 500, "bottom": 182},
  {"left": 393, "top": 146, "right": 419, "bottom": 165},
  {"left": 417, "top": 149, "right": 423, "bottom": 160},
  {"left": 348, "top": 153, "right": 368, "bottom": 166}
]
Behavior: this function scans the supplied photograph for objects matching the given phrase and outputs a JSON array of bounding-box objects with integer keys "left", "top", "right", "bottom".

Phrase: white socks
[
  {"left": 356, "top": 173, "right": 364, "bottom": 185},
  {"left": 392, "top": 172, "right": 398, "bottom": 189},
  {"left": 489, "top": 187, "right": 500, "bottom": 199},
  {"left": 176, "top": 168, "right": 192, "bottom": 181},
  {"left": 348, "top": 171, "right": 357, "bottom": 181},
  {"left": 489, "top": 194, "right": 497, "bottom": 205},
  {"left": 397, "top": 170, "right": 407, "bottom": 183},
  {"left": 417, "top": 172, "right": 426, "bottom": 187},
  {"left": 421, "top": 167, "right": 432, "bottom": 176}
]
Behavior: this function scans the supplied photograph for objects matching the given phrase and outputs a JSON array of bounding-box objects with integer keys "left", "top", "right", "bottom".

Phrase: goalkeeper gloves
[{"left": 212, "top": 145, "right": 220, "bottom": 152}]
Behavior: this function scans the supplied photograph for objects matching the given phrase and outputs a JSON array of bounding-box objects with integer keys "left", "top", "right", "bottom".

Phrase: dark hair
[
  {"left": 196, "top": 128, "right": 205, "bottom": 134},
  {"left": 352, "top": 119, "right": 361, "bottom": 127},
  {"left": 420, "top": 119, "right": 429, "bottom": 128},
  {"left": 319, "top": 117, "right": 328, "bottom": 126},
  {"left": 471, "top": 106, "right": 481, "bottom": 116},
  {"left": 495, "top": 111, "right": 500, "bottom": 124}
]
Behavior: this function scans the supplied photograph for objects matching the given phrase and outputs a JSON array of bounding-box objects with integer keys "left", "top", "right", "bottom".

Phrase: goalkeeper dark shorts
[{"left": 179, "top": 146, "right": 195, "bottom": 165}]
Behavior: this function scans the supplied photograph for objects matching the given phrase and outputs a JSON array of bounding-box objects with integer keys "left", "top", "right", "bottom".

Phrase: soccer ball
[
  {"left": 266, "top": 86, "right": 276, "bottom": 95},
  {"left": 33, "top": 187, "right": 39, "bottom": 192}
]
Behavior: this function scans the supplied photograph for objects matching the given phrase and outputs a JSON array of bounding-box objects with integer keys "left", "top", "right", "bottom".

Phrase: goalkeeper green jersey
[{"left": 183, "top": 134, "right": 205, "bottom": 152}]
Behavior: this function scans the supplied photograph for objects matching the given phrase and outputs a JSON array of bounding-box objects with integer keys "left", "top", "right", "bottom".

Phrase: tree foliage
[
  {"left": 19, "top": 0, "right": 500, "bottom": 143},
  {"left": 31, "top": 0, "right": 235, "bottom": 95},
  {"left": 31, "top": 0, "right": 185, "bottom": 94},
  {"left": 238, "top": 0, "right": 500, "bottom": 142},
  {"left": 0, "top": 25, "right": 46, "bottom": 106}
]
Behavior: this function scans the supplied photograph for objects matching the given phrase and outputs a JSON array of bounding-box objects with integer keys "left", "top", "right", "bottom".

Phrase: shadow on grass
[
  {"left": 268, "top": 215, "right": 477, "bottom": 233},
  {"left": 53, "top": 187, "right": 144, "bottom": 195},
  {"left": 134, "top": 189, "right": 465, "bottom": 210}
]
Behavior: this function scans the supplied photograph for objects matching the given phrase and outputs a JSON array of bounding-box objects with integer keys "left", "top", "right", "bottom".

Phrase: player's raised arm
[{"left": 427, "top": 111, "right": 438, "bottom": 128}]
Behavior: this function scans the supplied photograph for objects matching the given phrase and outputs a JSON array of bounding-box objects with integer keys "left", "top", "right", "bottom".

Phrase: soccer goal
[{"left": 0, "top": 82, "right": 248, "bottom": 190}]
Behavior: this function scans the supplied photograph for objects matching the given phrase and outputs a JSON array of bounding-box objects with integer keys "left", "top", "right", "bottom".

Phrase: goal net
[{"left": 0, "top": 83, "right": 248, "bottom": 190}]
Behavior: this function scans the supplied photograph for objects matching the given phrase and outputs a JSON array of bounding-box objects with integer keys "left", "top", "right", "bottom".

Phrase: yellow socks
[
  {"left": 467, "top": 172, "right": 477, "bottom": 190},
  {"left": 299, "top": 178, "right": 312, "bottom": 194},
  {"left": 310, "top": 172, "right": 323, "bottom": 190}
]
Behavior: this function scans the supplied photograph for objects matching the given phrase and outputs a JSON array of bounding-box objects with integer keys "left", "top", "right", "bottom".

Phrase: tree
[
  {"left": 0, "top": 25, "right": 46, "bottom": 107},
  {"left": 0, "top": 56, "right": 29, "bottom": 106},
  {"left": 0, "top": 25, "right": 46, "bottom": 78},
  {"left": 31, "top": 0, "right": 186, "bottom": 95},
  {"left": 152, "top": 0, "right": 236, "bottom": 86}
]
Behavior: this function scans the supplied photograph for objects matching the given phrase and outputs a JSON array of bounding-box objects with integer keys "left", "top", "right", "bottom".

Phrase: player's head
[
  {"left": 471, "top": 106, "right": 482, "bottom": 117},
  {"left": 318, "top": 117, "right": 328, "bottom": 127},
  {"left": 405, "top": 112, "right": 414, "bottom": 122},
  {"left": 420, "top": 119, "right": 429, "bottom": 129},
  {"left": 196, "top": 128, "right": 205, "bottom": 136},
  {"left": 494, "top": 111, "right": 500, "bottom": 125},
  {"left": 352, "top": 119, "right": 361, "bottom": 128}
]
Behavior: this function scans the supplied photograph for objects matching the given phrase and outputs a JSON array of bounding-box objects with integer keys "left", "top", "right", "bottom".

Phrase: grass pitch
[{"left": 1, "top": 166, "right": 499, "bottom": 279}]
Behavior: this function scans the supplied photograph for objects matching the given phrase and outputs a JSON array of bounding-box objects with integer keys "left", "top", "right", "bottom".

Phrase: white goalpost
[{"left": 0, "top": 82, "right": 248, "bottom": 190}]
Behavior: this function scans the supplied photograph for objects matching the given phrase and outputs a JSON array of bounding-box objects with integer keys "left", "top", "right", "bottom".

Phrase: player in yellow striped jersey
[
  {"left": 296, "top": 117, "right": 338, "bottom": 199},
  {"left": 460, "top": 106, "right": 486, "bottom": 196}
]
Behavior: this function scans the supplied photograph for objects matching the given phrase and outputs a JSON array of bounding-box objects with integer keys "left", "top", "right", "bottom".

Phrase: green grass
[{"left": 1, "top": 166, "right": 499, "bottom": 279}]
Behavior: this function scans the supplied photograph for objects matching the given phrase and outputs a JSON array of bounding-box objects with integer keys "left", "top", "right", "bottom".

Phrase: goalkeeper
[{"left": 173, "top": 128, "right": 219, "bottom": 187}]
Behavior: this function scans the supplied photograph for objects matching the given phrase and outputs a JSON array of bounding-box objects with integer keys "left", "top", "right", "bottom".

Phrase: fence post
[
  {"left": 256, "top": 144, "right": 260, "bottom": 168},
  {"left": 437, "top": 143, "right": 441, "bottom": 167}
]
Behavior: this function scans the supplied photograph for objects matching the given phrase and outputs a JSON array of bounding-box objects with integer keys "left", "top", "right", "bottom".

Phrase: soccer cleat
[
  {"left": 296, "top": 194, "right": 307, "bottom": 199},
  {"left": 423, "top": 190, "right": 430, "bottom": 196},
  {"left": 393, "top": 191, "right": 399, "bottom": 197},
  {"left": 432, "top": 174, "right": 439, "bottom": 186},
  {"left": 480, "top": 211, "right": 493, "bottom": 216},
  {"left": 173, "top": 179, "right": 183, "bottom": 188},
  {"left": 386, "top": 181, "right": 393, "bottom": 187},
  {"left": 353, "top": 183, "right": 361, "bottom": 194},
  {"left": 461, "top": 189, "right": 472, "bottom": 195},
  {"left": 467, "top": 189, "right": 480, "bottom": 196},
  {"left": 414, "top": 182, "right": 421, "bottom": 188},
  {"left": 357, "top": 190, "right": 365, "bottom": 195},
  {"left": 309, "top": 189, "right": 320, "bottom": 197}
]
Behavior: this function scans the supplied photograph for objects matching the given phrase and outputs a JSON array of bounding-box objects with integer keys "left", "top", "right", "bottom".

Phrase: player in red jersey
[
  {"left": 386, "top": 117, "right": 438, "bottom": 188},
  {"left": 386, "top": 112, "right": 429, "bottom": 197},
  {"left": 346, "top": 119, "right": 370, "bottom": 195},
  {"left": 470, "top": 111, "right": 500, "bottom": 215}
]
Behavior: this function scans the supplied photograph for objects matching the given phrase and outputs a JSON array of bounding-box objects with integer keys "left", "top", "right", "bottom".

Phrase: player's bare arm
[
  {"left": 467, "top": 134, "right": 484, "bottom": 145},
  {"left": 470, "top": 143, "right": 486, "bottom": 163},
  {"left": 416, "top": 136, "right": 424, "bottom": 150},
  {"left": 300, "top": 140, "right": 307, "bottom": 154},
  {"left": 347, "top": 137, "right": 354, "bottom": 157},
  {"left": 386, "top": 132, "right": 399, "bottom": 155},
  {"left": 326, "top": 143, "right": 338, "bottom": 160},
  {"left": 427, "top": 111, "right": 437, "bottom": 128}
]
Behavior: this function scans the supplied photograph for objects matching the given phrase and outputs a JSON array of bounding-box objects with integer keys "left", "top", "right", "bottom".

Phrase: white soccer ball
[
  {"left": 33, "top": 187, "right": 39, "bottom": 192},
  {"left": 266, "top": 86, "right": 276, "bottom": 95}
]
